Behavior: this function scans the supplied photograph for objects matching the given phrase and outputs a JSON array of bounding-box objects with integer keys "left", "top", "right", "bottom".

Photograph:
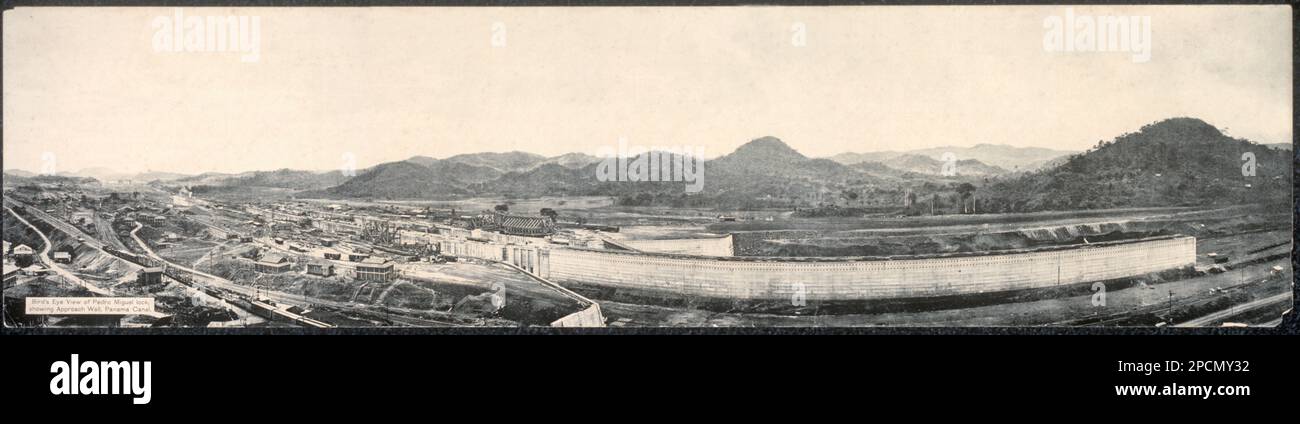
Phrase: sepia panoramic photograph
[{"left": 2, "top": 6, "right": 1292, "bottom": 329}]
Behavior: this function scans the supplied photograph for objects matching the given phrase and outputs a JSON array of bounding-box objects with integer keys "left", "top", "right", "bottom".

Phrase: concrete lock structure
[
  {"left": 620, "top": 235, "right": 734, "bottom": 256},
  {"left": 448, "top": 235, "right": 1195, "bottom": 302}
]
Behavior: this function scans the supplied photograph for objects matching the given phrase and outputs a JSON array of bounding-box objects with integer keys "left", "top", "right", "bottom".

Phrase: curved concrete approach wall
[
  {"left": 442, "top": 241, "right": 605, "bottom": 326},
  {"left": 551, "top": 304, "right": 604, "bottom": 327},
  {"left": 621, "top": 235, "right": 734, "bottom": 257},
  {"left": 543, "top": 236, "right": 1196, "bottom": 301}
]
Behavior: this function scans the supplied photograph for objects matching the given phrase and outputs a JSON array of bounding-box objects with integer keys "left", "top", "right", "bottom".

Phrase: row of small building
[
  {"left": 3, "top": 240, "right": 79, "bottom": 287},
  {"left": 6, "top": 242, "right": 74, "bottom": 264},
  {"left": 252, "top": 252, "right": 396, "bottom": 283}
]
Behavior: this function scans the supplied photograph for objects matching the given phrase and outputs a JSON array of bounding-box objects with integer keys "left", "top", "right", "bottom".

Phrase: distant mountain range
[
  {"left": 2, "top": 172, "right": 100, "bottom": 187},
  {"left": 3, "top": 168, "right": 194, "bottom": 183},
  {"left": 414, "top": 152, "right": 604, "bottom": 174},
  {"left": 174, "top": 169, "right": 350, "bottom": 191},
  {"left": 323, "top": 161, "right": 469, "bottom": 198},
  {"left": 6, "top": 118, "right": 1286, "bottom": 213},
  {"left": 298, "top": 135, "right": 1038, "bottom": 208},
  {"left": 440, "top": 152, "right": 548, "bottom": 173},
  {"left": 3, "top": 142, "right": 1036, "bottom": 189},
  {"left": 313, "top": 151, "right": 605, "bottom": 198},
  {"left": 195, "top": 118, "right": 1300, "bottom": 212},
  {"left": 67, "top": 168, "right": 190, "bottom": 182},
  {"left": 827, "top": 144, "right": 1075, "bottom": 171},
  {"left": 843, "top": 154, "right": 1009, "bottom": 177}
]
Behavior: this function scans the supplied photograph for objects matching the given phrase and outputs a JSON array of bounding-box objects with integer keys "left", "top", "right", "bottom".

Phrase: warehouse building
[
  {"left": 354, "top": 258, "right": 394, "bottom": 282},
  {"left": 306, "top": 261, "right": 335, "bottom": 277},
  {"left": 138, "top": 267, "right": 164, "bottom": 285},
  {"left": 255, "top": 254, "right": 291, "bottom": 273}
]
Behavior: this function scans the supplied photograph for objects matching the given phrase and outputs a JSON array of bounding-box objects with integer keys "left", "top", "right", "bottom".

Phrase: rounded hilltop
[
  {"left": 1135, "top": 117, "right": 1226, "bottom": 142},
  {"left": 726, "top": 136, "right": 808, "bottom": 162}
]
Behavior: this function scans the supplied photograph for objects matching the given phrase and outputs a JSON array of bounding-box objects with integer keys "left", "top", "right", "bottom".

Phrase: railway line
[
  {"left": 93, "top": 212, "right": 131, "bottom": 251},
  {"left": 3, "top": 197, "right": 106, "bottom": 250},
  {"left": 7, "top": 197, "right": 457, "bottom": 327},
  {"left": 133, "top": 214, "right": 474, "bottom": 327},
  {"left": 1175, "top": 292, "right": 1291, "bottom": 327},
  {"left": 6, "top": 199, "right": 276, "bottom": 325},
  {"left": 1049, "top": 263, "right": 1289, "bottom": 327},
  {"left": 124, "top": 222, "right": 333, "bottom": 327},
  {"left": 3, "top": 195, "right": 263, "bottom": 323},
  {"left": 3, "top": 205, "right": 116, "bottom": 297}
]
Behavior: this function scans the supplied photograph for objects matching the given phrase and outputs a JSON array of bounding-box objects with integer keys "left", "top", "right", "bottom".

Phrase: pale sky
[{"left": 3, "top": 6, "right": 1291, "bottom": 174}]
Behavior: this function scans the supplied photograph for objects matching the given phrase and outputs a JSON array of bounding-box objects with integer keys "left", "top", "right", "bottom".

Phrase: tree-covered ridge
[{"left": 977, "top": 118, "right": 1291, "bottom": 212}]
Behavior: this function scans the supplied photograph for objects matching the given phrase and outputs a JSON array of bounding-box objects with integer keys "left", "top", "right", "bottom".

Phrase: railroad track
[
  {"left": 3, "top": 197, "right": 106, "bottom": 250},
  {"left": 94, "top": 213, "right": 130, "bottom": 251},
  {"left": 3, "top": 205, "right": 117, "bottom": 298},
  {"left": 1055, "top": 275, "right": 1284, "bottom": 327},
  {"left": 106, "top": 201, "right": 472, "bottom": 327},
  {"left": 1175, "top": 292, "right": 1291, "bottom": 327}
]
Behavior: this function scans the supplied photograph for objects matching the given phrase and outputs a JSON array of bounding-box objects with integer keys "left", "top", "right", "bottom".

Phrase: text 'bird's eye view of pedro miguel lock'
[{"left": 1, "top": 6, "right": 1293, "bottom": 329}]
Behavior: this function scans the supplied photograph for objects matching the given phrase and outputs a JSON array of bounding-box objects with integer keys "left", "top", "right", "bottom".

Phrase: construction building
[
  {"left": 354, "top": 258, "right": 395, "bottom": 282},
  {"left": 255, "top": 254, "right": 291, "bottom": 273},
  {"left": 306, "top": 261, "right": 335, "bottom": 277},
  {"left": 478, "top": 210, "right": 555, "bottom": 237},
  {"left": 138, "top": 267, "right": 164, "bottom": 285},
  {"left": 3, "top": 263, "right": 19, "bottom": 288},
  {"left": 12, "top": 244, "right": 35, "bottom": 267}
]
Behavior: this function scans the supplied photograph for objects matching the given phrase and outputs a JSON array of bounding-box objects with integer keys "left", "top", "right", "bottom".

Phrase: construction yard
[{"left": 3, "top": 180, "right": 1291, "bottom": 329}]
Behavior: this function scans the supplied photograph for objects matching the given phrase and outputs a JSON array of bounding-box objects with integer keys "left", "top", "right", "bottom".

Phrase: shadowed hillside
[{"left": 977, "top": 118, "right": 1291, "bottom": 212}]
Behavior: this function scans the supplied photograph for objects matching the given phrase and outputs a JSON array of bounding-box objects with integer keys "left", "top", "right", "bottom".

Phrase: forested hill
[{"left": 977, "top": 118, "right": 1291, "bottom": 212}]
